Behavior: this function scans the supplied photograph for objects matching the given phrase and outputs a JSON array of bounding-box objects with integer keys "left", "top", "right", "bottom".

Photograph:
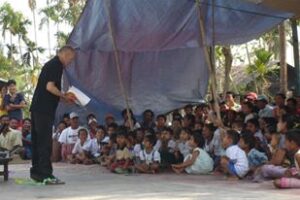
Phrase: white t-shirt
[
  {"left": 139, "top": 149, "right": 161, "bottom": 165},
  {"left": 254, "top": 130, "right": 267, "bottom": 144},
  {"left": 90, "top": 138, "right": 101, "bottom": 157},
  {"left": 155, "top": 139, "right": 176, "bottom": 153},
  {"left": 154, "top": 140, "right": 161, "bottom": 151},
  {"left": 258, "top": 105, "right": 273, "bottom": 118},
  {"left": 133, "top": 144, "right": 142, "bottom": 157},
  {"left": 177, "top": 141, "right": 191, "bottom": 158},
  {"left": 167, "top": 139, "right": 176, "bottom": 153},
  {"left": 72, "top": 139, "right": 92, "bottom": 154},
  {"left": 204, "top": 128, "right": 223, "bottom": 157},
  {"left": 225, "top": 145, "right": 249, "bottom": 177},
  {"left": 244, "top": 113, "right": 256, "bottom": 123},
  {"left": 101, "top": 136, "right": 110, "bottom": 144},
  {"left": 184, "top": 148, "right": 214, "bottom": 174},
  {"left": 58, "top": 126, "right": 83, "bottom": 144}
]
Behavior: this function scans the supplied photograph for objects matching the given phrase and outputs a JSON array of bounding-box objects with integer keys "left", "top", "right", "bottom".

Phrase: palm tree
[
  {"left": 28, "top": 0, "right": 39, "bottom": 63},
  {"left": 39, "top": 0, "right": 52, "bottom": 57},
  {"left": 246, "top": 49, "right": 278, "bottom": 95},
  {"left": 0, "top": 3, "right": 15, "bottom": 47}
]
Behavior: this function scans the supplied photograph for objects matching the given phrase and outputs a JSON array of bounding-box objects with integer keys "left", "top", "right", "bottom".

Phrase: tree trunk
[
  {"left": 46, "top": 0, "right": 51, "bottom": 57},
  {"left": 279, "top": 22, "right": 288, "bottom": 94},
  {"left": 18, "top": 36, "right": 23, "bottom": 60},
  {"left": 222, "top": 46, "right": 233, "bottom": 96},
  {"left": 245, "top": 43, "right": 258, "bottom": 93},
  {"left": 32, "top": 8, "right": 39, "bottom": 64},
  {"left": 291, "top": 19, "right": 300, "bottom": 96}
]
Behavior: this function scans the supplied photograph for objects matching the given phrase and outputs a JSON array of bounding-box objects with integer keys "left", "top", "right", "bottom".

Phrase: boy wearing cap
[
  {"left": 59, "top": 112, "right": 83, "bottom": 161},
  {"left": 88, "top": 117, "right": 98, "bottom": 139}
]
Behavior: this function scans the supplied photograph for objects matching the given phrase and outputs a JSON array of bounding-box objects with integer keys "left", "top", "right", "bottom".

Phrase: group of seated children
[{"left": 50, "top": 106, "right": 300, "bottom": 190}]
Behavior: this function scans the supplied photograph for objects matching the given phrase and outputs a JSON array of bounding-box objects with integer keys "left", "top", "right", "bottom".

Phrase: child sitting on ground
[
  {"left": 274, "top": 129, "right": 300, "bottom": 188},
  {"left": 252, "top": 115, "right": 295, "bottom": 182},
  {"left": 159, "top": 127, "right": 179, "bottom": 169},
  {"left": 220, "top": 130, "right": 249, "bottom": 179},
  {"left": 202, "top": 123, "right": 223, "bottom": 168},
  {"left": 175, "top": 128, "right": 192, "bottom": 159},
  {"left": 110, "top": 129, "right": 133, "bottom": 174},
  {"left": 68, "top": 128, "right": 93, "bottom": 165},
  {"left": 90, "top": 127, "right": 109, "bottom": 162},
  {"left": 52, "top": 121, "right": 66, "bottom": 162},
  {"left": 133, "top": 128, "right": 145, "bottom": 158},
  {"left": 172, "top": 131, "right": 214, "bottom": 174},
  {"left": 245, "top": 118, "right": 269, "bottom": 154},
  {"left": 239, "top": 132, "right": 268, "bottom": 175},
  {"left": 135, "top": 134, "right": 160, "bottom": 173},
  {"left": 99, "top": 133, "right": 117, "bottom": 167}
]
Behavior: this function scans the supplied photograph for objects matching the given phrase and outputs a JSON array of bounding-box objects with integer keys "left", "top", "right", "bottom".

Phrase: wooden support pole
[
  {"left": 195, "top": 0, "right": 223, "bottom": 127},
  {"left": 279, "top": 22, "right": 288, "bottom": 94},
  {"left": 291, "top": 19, "right": 300, "bottom": 96}
]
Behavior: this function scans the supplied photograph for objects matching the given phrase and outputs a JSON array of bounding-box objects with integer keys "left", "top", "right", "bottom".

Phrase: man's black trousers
[{"left": 30, "top": 112, "right": 54, "bottom": 180}]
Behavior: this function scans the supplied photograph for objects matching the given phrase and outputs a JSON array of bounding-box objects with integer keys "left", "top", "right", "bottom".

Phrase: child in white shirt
[
  {"left": 135, "top": 134, "right": 160, "bottom": 173},
  {"left": 90, "top": 127, "right": 109, "bottom": 160},
  {"left": 172, "top": 131, "right": 213, "bottom": 174},
  {"left": 175, "top": 128, "right": 192, "bottom": 159},
  {"left": 221, "top": 130, "right": 249, "bottom": 179},
  {"left": 202, "top": 123, "right": 223, "bottom": 168},
  {"left": 58, "top": 125, "right": 83, "bottom": 161},
  {"left": 133, "top": 128, "right": 146, "bottom": 164},
  {"left": 68, "top": 128, "right": 93, "bottom": 165}
]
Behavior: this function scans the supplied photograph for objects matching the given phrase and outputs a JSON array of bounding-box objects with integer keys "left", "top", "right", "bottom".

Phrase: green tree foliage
[
  {"left": 39, "top": 0, "right": 86, "bottom": 49},
  {"left": 246, "top": 49, "right": 279, "bottom": 95}
]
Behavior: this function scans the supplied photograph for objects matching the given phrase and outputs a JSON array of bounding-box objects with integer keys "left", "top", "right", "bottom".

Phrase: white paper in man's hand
[{"left": 67, "top": 86, "right": 91, "bottom": 107}]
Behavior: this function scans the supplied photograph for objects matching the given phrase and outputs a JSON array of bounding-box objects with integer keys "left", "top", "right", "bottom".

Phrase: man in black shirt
[{"left": 30, "top": 46, "right": 76, "bottom": 184}]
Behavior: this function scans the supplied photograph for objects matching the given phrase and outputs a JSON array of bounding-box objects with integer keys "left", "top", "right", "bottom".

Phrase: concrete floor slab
[{"left": 0, "top": 163, "right": 299, "bottom": 200}]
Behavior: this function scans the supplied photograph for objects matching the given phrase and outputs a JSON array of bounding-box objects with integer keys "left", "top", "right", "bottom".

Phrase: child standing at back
[
  {"left": 221, "top": 130, "right": 249, "bottom": 179},
  {"left": 135, "top": 134, "right": 160, "bottom": 173},
  {"left": 172, "top": 131, "right": 214, "bottom": 174},
  {"left": 274, "top": 129, "right": 300, "bottom": 188}
]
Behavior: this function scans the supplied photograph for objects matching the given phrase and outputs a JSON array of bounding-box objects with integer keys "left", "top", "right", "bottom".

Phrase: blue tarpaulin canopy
[{"left": 57, "top": 0, "right": 293, "bottom": 122}]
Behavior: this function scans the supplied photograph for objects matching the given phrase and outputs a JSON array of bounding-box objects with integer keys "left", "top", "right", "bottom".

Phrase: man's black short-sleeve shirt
[{"left": 30, "top": 56, "right": 63, "bottom": 116}]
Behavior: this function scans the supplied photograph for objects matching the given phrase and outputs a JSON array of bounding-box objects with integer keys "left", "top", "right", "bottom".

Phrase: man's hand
[
  {"left": 46, "top": 82, "right": 76, "bottom": 104},
  {"left": 62, "top": 92, "right": 77, "bottom": 104}
]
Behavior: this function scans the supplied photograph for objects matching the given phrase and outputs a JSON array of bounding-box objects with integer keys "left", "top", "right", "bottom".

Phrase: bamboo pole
[
  {"left": 195, "top": 0, "right": 223, "bottom": 127},
  {"left": 279, "top": 22, "right": 288, "bottom": 94},
  {"left": 104, "top": 0, "right": 133, "bottom": 130},
  {"left": 291, "top": 19, "right": 300, "bottom": 96}
]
